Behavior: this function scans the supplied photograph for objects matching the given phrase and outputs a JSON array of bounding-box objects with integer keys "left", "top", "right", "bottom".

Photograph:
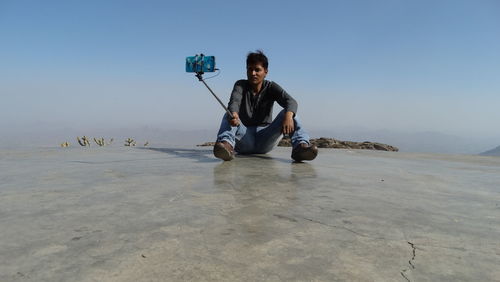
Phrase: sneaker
[
  {"left": 291, "top": 143, "right": 318, "bottom": 162},
  {"left": 213, "top": 141, "right": 235, "bottom": 161}
]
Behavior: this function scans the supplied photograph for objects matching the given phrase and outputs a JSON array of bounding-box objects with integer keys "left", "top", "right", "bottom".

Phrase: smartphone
[{"left": 185, "top": 55, "right": 216, "bottom": 73}]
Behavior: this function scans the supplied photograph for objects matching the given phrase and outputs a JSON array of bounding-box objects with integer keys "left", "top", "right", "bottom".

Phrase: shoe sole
[
  {"left": 214, "top": 144, "right": 234, "bottom": 161},
  {"left": 292, "top": 148, "right": 318, "bottom": 162}
]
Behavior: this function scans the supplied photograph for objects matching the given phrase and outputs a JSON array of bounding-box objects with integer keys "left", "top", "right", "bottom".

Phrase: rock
[
  {"left": 197, "top": 142, "right": 216, "bottom": 147},
  {"left": 278, "top": 137, "right": 398, "bottom": 151}
]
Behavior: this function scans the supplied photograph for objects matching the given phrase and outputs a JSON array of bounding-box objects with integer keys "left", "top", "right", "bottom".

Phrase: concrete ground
[{"left": 0, "top": 146, "right": 499, "bottom": 282}]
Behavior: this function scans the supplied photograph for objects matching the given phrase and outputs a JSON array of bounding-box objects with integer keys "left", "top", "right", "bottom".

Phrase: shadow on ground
[
  {"left": 142, "top": 147, "right": 219, "bottom": 163},
  {"left": 143, "top": 147, "right": 295, "bottom": 164}
]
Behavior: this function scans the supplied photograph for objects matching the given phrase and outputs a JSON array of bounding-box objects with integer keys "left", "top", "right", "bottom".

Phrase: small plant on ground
[
  {"left": 125, "top": 138, "right": 136, "bottom": 147},
  {"left": 94, "top": 137, "right": 106, "bottom": 146},
  {"left": 77, "top": 136, "right": 90, "bottom": 147}
]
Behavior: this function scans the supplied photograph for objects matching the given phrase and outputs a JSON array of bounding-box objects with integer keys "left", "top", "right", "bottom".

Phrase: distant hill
[{"left": 480, "top": 146, "right": 500, "bottom": 156}]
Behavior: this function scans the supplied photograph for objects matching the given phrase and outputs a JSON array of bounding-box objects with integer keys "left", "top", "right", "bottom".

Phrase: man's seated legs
[
  {"left": 215, "top": 111, "right": 317, "bottom": 161},
  {"left": 255, "top": 110, "right": 311, "bottom": 153},
  {"left": 255, "top": 110, "right": 317, "bottom": 161}
]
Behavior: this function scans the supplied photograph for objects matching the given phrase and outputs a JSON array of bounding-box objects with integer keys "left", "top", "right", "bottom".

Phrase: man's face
[{"left": 247, "top": 63, "right": 268, "bottom": 87}]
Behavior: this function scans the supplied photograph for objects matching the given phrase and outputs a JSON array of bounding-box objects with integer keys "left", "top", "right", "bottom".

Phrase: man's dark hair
[{"left": 246, "top": 50, "right": 268, "bottom": 69}]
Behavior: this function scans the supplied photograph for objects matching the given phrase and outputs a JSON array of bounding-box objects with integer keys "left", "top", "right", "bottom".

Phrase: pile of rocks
[
  {"left": 198, "top": 137, "right": 398, "bottom": 152},
  {"left": 279, "top": 137, "right": 398, "bottom": 151}
]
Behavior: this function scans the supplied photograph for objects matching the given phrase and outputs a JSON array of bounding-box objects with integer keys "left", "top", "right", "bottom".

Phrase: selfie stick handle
[{"left": 196, "top": 72, "right": 234, "bottom": 119}]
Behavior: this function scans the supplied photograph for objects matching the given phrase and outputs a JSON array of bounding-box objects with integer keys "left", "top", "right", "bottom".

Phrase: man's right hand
[{"left": 229, "top": 112, "right": 240, "bottom": 126}]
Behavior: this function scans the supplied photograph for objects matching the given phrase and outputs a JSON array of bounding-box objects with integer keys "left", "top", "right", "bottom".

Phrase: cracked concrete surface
[
  {"left": 400, "top": 242, "right": 417, "bottom": 282},
  {"left": 0, "top": 146, "right": 499, "bottom": 281}
]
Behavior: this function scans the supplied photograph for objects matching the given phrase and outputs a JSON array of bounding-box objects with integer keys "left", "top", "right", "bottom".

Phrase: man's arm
[
  {"left": 270, "top": 82, "right": 298, "bottom": 134},
  {"left": 227, "top": 80, "right": 245, "bottom": 126},
  {"left": 282, "top": 111, "right": 294, "bottom": 135},
  {"left": 228, "top": 81, "right": 244, "bottom": 113},
  {"left": 271, "top": 82, "right": 298, "bottom": 114}
]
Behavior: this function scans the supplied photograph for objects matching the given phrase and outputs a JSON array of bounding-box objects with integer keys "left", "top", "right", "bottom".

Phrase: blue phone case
[{"left": 186, "top": 55, "right": 216, "bottom": 73}]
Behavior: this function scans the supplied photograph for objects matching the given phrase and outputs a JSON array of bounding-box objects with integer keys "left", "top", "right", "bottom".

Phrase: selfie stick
[{"left": 195, "top": 72, "right": 234, "bottom": 119}]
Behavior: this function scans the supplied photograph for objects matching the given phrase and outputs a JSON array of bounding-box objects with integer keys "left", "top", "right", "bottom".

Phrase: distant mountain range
[{"left": 480, "top": 146, "right": 500, "bottom": 156}]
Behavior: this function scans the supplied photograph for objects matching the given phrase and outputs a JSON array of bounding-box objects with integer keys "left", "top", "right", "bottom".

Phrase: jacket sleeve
[
  {"left": 271, "top": 82, "right": 298, "bottom": 114},
  {"left": 228, "top": 80, "right": 245, "bottom": 113}
]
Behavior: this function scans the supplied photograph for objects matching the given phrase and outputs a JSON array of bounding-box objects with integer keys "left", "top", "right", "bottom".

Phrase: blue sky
[{"left": 1, "top": 0, "right": 499, "bottom": 140}]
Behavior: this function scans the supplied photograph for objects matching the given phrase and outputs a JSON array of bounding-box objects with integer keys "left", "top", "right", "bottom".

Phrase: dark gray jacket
[{"left": 228, "top": 80, "right": 298, "bottom": 126}]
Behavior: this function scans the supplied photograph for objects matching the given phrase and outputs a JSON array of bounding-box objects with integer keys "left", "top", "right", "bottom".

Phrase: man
[{"left": 213, "top": 50, "right": 318, "bottom": 162}]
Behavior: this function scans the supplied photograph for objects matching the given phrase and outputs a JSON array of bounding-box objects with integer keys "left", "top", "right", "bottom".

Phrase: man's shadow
[
  {"left": 142, "top": 147, "right": 220, "bottom": 163},
  {"left": 143, "top": 147, "right": 296, "bottom": 164}
]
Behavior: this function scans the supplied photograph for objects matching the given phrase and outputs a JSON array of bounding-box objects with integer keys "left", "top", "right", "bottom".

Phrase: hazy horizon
[{"left": 1, "top": 120, "right": 499, "bottom": 155}]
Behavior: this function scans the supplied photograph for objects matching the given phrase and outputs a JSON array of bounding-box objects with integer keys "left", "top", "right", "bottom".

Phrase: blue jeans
[{"left": 216, "top": 110, "right": 311, "bottom": 154}]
